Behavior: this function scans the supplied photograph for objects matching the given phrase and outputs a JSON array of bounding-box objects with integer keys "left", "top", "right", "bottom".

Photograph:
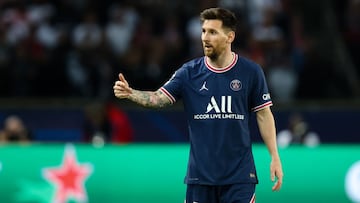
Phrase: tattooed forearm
[{"left": 128, "top": 89, "right": 172, "bottom": 108}]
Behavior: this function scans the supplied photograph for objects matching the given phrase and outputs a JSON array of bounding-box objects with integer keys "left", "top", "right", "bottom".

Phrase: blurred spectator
[
  {"left": 267, "top": 55, "right": 297, "bottom": 103},
  {"left": 0, "top": 115, "right": 32, "bottom": 143},
  {"left": 71, "top": 10, "right": 102, "bottom": 50},
  {"left": 106, "top": 102, "right": 133, "bottom": 143},
  {"left": 105, "top": 3, "right": 138, "bottom": 58},
  {"left": 186, "top": 15, "right": 202, "bottom": 57},
  {"left": 66, "top": 10, "right": 115, "bottom": 98},
  {"left": 2, "top": 2, "right": 30, "bottom": 46},
  {"left": 289, "top": 13, "right": 306, "bottom": 73},
  {"left": 251, "top": 8, "right": 283, "bottom": 46},
  {"left": 277, "top": 113, "right": 320, "bottom": 148},
  {"left": 10, "top": 24, "right": 45, "bottom": 96},
  {"left": 83, "top": 101, "right": 133, "bottom": 145},
  {"left": 83, "top": 101, "right": 111, "bottom": 145},
  {"left": 266, "top": 38, "right": 297, "bottom": 103},
  {"left": 251, "top": 7, "right": 284, "bottom": 70},
  {"left": 247, "top": 0, "right": 282, "bottom": 27},
  {"left": 31, "top": 4, "right": 61, "bottom": 50}
]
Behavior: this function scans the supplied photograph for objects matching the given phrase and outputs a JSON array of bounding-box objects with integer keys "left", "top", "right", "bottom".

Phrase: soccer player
[{"left": 114, "top": 7, "right": 283, "bottom": 203}]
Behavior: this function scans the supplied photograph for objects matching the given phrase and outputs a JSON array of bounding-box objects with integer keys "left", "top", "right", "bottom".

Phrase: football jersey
[{"left": 160, "top": 53, "right": 273, "bottom": 185}]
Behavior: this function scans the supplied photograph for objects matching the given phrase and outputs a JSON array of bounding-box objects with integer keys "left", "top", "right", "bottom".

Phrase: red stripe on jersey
[
  {"left": 205, "top": 53, "right": 238, "bottom": 73},
  {"left": 160, "top": 87, "right": 176, "bottom": 104},
  {"left": 250, "top": 193, "right": 256, "bottom": 203},
  {"left": 252, "top": 101, "right": 273, "bottom": 112}
]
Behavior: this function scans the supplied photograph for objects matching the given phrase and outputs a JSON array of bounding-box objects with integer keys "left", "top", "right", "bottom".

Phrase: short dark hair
[{"left": 200, "top": 7, "right": 237, "bottom": 32}]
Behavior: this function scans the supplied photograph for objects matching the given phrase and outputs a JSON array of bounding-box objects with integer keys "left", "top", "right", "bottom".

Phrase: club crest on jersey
[{"left": 230, "top": 79, "right": 242, "bottom": 91}]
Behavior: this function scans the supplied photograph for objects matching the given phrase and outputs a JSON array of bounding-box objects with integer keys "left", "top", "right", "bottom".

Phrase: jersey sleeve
[
  {"left": 159, "top": 67, "right": 186, "bottom": 104},
  {"left": 250, "top": 64, "right": 273, "bottom": 112}
]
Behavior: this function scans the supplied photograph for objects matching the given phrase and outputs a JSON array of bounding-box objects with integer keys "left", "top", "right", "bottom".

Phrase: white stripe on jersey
[
  {"left": 252, "top": 101, "right": 273, "bottom": 112},
  {"left": 160, "top": 87, "right": 176, "bottom": 103}
]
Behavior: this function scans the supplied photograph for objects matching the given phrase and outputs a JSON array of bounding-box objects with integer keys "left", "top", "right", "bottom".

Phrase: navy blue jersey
[{"left": 160, "top": 53, "right": 272, "bottom": 185}]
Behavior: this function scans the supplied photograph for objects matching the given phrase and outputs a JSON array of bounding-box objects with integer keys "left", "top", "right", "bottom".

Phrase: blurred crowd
[
  {"left": 0, "top": 0, "right": 359, "bottom": 102},
  {"left": 0, "top": 101, "right": 134, "bottom": 144}
]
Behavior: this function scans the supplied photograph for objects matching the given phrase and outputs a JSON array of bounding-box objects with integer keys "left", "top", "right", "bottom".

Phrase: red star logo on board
[{"left": 42, "top": 144, "right": 93, "bottom": 203}]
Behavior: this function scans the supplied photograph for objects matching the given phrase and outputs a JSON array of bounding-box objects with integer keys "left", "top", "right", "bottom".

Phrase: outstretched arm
[
  {"left": 113, "top": 73, "right": 172, "bottom": 108},
  {"left": 256, "top": 107, "right": 283, "bottom": 191}
]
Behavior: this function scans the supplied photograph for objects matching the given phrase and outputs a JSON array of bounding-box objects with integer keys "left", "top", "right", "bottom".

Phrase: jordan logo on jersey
[{"left": 199, "top": 81, "right": 209, "bottom": 91}]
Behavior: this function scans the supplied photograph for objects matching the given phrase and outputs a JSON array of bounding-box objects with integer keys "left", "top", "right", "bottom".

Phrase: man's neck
[{"left": 206, "top": 50, "right": 234, "bottom": 69}]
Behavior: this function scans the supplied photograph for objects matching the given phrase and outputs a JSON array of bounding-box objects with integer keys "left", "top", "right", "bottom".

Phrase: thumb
[{"left": 118, "top": 73, "right": 128, "bottom": 86}]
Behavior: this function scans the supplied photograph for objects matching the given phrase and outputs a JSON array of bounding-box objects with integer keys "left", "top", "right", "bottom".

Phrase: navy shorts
[{"left": 185, "top": 183, "right": 256, "bottom": 203}]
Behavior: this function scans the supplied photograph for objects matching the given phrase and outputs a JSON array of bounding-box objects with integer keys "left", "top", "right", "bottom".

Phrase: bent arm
[
  {"left": 128, "top": 89, "right": 172, "bottom": 108},
  {"left": 256, "top": 107, "right": 283, "bottom": 191},
  {"left": 113, "top": 73, "right": 172, "bottom": 108}
]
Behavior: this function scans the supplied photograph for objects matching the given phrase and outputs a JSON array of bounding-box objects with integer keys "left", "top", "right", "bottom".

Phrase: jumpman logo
[{"left": 199, "top": 81, "right": 209, "bottom": 91}]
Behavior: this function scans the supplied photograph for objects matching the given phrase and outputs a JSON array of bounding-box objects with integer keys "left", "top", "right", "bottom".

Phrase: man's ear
[{"left": 227, "top": 31, "right": 235, "bottom": 44}]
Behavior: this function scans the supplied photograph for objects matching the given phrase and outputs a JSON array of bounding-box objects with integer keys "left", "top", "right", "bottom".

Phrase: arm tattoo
[{"left": 129, "top": 89, "right": 172, "bottom": 108}]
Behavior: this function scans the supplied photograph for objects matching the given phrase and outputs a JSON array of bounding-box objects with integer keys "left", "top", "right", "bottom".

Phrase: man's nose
[{"left": 202, "top": 33, "right": 209, "bottom": 41}]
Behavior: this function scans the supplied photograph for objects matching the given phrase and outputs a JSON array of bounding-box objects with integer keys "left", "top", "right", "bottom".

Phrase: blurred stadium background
[{"left": 0, "top": 0, "right": 359, "bottom": 202}]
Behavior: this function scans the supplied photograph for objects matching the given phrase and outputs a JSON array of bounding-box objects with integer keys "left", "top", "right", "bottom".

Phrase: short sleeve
[
  {"left": 160, "top": 67, "right": 186, "bottom": 103},
  {"left": 250, "top": 64, "right": 273, "bottom": 112}
]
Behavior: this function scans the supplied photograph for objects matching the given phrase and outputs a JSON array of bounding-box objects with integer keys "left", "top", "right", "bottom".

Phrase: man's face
[{"left": 201, "top": 19, "right": 231, "bottom": 60}]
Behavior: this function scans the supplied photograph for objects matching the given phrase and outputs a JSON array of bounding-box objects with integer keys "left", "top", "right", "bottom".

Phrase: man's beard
[{"left": 204, "top": 47, "right": 219, "bottom": 60}]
